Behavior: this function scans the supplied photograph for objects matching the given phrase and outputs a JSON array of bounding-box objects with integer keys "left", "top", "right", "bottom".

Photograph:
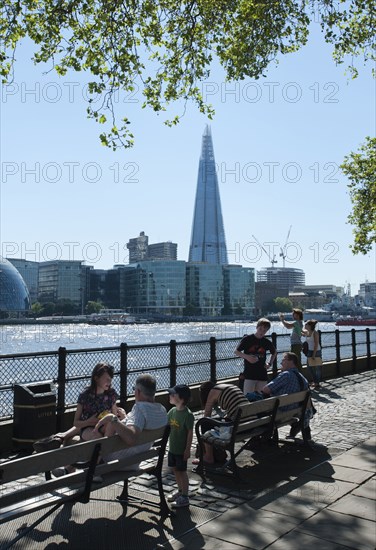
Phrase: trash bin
[{"left": 13, "top": 381, "right": 56, "bottom": 448}]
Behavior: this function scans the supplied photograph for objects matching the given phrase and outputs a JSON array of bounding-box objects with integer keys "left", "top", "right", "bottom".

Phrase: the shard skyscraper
[{"left": 188, "top": 126, "right": 228, "bottom": 264}]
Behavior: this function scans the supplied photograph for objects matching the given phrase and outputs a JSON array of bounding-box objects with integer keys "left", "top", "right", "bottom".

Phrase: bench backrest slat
[
  {"left": 0, "top": 427, "right": 166, "bottom": 485},
  {"left": 235, "top": 415, "right": 274, "bottom": 435},
  {"left": 238, "top": 396, "right": 279, "bottom": 418},
  {"left": 277, "top": 391, "right": 308, "bottom": 407}
]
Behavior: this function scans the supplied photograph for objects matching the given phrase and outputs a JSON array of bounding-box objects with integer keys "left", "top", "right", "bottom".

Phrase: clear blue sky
[{"left": 1, "top": 22, "right": 375, "bottom": 296}]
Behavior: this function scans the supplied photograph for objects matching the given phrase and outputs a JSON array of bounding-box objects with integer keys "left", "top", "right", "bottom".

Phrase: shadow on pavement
[{"left": 194, "top": 439, "right": 332, "bottom": 493}]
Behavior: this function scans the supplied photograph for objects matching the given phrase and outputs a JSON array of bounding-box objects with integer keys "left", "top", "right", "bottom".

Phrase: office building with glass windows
[
  {"left": 223, "top": 265, "right": 255, "bottom": 316},
  {"left": 186, "top": 263, "right": 224, "bottom": 316},
  {"left": 257, "top": 267, "right": 305, "bottom": 292},
  {"left": 188, "top": 126, "right": 228, "bottom": 265},
  {"left": 0, "top": 256, "right": 31, "bottom": 313},
  {"left": 121, "top": 261, "right": 186, "bottom": 315},
  {"left": 38, "top": 260, "right": 89, "bottom": 311}
]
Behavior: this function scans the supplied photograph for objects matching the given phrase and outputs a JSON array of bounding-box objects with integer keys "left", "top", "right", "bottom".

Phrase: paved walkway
[{"left": 0, "top": 370, "right": 375, "bottom": 549}]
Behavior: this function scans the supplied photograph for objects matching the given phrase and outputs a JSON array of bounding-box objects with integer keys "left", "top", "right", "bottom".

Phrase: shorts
[
  {"left": 307, "top": 350, "right": 322, "bottom": 358},
  {"left": 168, "top": 451, "right": 187, "bottom": 471}
]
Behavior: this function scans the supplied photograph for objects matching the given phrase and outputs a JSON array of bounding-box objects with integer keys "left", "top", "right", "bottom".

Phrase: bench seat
[{"left": 0, "top": 425, "right": 171, "bottom": 543}]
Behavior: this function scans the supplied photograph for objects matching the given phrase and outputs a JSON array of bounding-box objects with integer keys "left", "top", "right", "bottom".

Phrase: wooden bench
[
  {"left": 0, "top": 425, "right": 170, "bottom": 547},
  {"left": 195, "top": 390, "right": 309, "bottom": 478}
]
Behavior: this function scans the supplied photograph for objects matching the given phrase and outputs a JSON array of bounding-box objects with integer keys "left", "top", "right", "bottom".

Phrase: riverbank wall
[{"left": 0, "top": 355, "right": 374, "bottom": 455}]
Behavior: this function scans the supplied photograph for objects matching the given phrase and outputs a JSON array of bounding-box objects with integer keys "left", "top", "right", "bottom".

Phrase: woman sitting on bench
[{"left": 33, "top": 362, "right": 125, "bottom": 475}]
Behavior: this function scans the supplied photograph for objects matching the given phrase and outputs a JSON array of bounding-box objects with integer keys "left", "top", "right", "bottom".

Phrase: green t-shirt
[{"left": 168, "top": 406, "right": 194, "bottom": 455}]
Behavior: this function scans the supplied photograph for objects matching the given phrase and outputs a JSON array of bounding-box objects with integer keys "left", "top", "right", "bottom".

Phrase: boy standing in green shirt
[{"left": 167, "top": 384, "right": 194, "bottom": 508}]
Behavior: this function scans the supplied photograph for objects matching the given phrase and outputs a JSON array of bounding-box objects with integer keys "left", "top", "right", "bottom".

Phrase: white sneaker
[{"left": 167, "top": 490, "right": 181, "bottom": 502}]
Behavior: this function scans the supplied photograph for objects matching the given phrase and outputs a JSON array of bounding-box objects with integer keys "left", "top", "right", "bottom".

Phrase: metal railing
[{"left": 0, "top": 328, "right": 374, "bottom": 423}]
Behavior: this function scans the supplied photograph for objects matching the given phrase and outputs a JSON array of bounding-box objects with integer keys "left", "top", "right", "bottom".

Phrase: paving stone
[
  {"left": 200, "top": 505, "right": 299, "bottom": 550},
  {"left": 226, "top": 496, "right": 248, "bottom": 505},
  {"left": 331, "top": 452, "right": 376, "bottom": 472},
  {"left": 328, "top": 493, "right": 376, "bottom": 522},
  {"left": 267, "top": 530, "right": 351, "bottom": 549},
  {"left": 309, "top": 462, "right": 374, "bottom": 484},
  {"left": 297, "top": 508, "right": 376, "bottom": 550},
  {"left": 352, "top": 477, "right": 376, "bottom": 499}
]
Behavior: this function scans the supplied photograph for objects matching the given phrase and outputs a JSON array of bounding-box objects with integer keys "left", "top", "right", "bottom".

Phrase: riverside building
[{"left": 0, "top": 256, "right": 31, "bottom": 315}]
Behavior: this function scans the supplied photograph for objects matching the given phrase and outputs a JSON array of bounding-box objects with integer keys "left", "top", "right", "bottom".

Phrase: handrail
[{"left": 0, "top": 328, "right": 374, "bottom": 422}]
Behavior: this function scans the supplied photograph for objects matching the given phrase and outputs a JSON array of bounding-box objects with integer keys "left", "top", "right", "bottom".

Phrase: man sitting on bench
[
  {"left": 261, "top": 352, "right": 313, "bottom": 442},
  {"left": 94, "top": 373, "right": 168, "bottom": 469}
]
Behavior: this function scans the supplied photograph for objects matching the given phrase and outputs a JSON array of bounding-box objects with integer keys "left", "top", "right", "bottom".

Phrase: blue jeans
[
  {"left": 308, "top": 365, "right": 321, "bottom": 384},
  {"left": 307, "top": 350, "right": 322, "bottom": 384}
]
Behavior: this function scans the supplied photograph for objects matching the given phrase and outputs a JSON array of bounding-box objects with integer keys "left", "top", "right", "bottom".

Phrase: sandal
[{"left": 33, "top": 435, "right": 63, "bottom": 453}]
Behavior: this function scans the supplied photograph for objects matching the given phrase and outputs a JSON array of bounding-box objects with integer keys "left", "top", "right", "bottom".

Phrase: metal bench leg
[{"left": 117, "top": 479, "right": 129, "bottom": 502}]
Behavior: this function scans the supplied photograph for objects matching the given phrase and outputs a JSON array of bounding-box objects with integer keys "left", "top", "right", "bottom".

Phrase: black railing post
[
  {"left": 209, "top": 337, "right": 217, "bottom": 381},
  {"left": 120, "top": 343, "right": 128, "bottom": 406},
  {"left": 271, "top": 332, "right": 278, "bottom": 377},
  {"left": 56, "top": 346, "right": 67, "bottom": 432},
  {"left": 351, "top": 329, "right": 357, "bottom": 373},
  {"left": 335, "top": 330, "right": 341, "bottom": 376},
  {"left": 170, "top": 340, "right": 177, "bottom": 387},
  {"left": 366, "top": 328, "right": 371, "bottom": 368},
  {"left": 318, "top": 329, "right": 322, "bottom": 349}
]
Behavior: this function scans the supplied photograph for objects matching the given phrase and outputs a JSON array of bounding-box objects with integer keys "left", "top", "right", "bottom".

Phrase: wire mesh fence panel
[
  {"left": 216, "top": 358, "right": 241, "bottom": 380},
  {"left": 215, "top": 338, "right": 238, "bottom": 359},
  {"left": 176, "top": 362, "right": 212, "bottom": 385},
  {"left": 127, "top": 345, "right": 171, "bottom": 370},
  {"left": 65, "top": 349, "right": 121, "bottom": 377},
  {"left": 176, "top": 341, "right": 211, "bottom": 364},
  {"left": 0, "top": 355, "right": 58, "bottom": 385},
  {"left": 0, "top": 389, "right": 14, "bottom": 419},
  {"left": 274, "top": 334, "right": 291, "bottom": 354}
]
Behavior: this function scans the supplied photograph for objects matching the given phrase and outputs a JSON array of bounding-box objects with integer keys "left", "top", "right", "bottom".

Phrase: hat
[{"left": 168, "top": 384, "right": 191, "bottom": 402}]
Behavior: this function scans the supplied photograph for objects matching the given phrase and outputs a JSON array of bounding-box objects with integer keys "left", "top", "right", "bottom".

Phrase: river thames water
[{"left": 0, "top": 320, "right": 370, "bottom": 355}]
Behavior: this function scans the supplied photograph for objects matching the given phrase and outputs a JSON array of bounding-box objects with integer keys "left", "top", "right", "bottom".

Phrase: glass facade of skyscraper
[
  {"left": 186, "top": 263, "right": 224, "bottom": 316},
  {"left": 122, "top": 261, "right": 186, "bottom": 315},
  {"left": 38, "top": 261, "right": 86, "bottom": 307},
  {"left": 223, "top": 265, "right": 255, "bottom": 315},
  {"left": 188, "top": 126, "right": 228, "bottom": 265}
]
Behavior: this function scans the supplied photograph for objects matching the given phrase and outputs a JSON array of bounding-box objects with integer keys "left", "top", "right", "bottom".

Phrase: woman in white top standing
[{"left": 303, "top": 319, "right": 322, "bottom": 389}]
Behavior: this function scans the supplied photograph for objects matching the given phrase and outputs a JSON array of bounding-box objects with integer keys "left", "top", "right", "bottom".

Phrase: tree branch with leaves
[
  {"left": 340, "top": 137, "right": 376, "bottom": 255},
  {"left": 1, "top": 0, "right": 374, "bottom": 149}
]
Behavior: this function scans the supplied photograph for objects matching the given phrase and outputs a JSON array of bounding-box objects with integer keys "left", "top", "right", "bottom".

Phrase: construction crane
[
  {"left": 279, "top": 225, "right": 292, "bottom": 268},
  {"left": 252, "top": 234, "right": 278, "bottom": 267}
]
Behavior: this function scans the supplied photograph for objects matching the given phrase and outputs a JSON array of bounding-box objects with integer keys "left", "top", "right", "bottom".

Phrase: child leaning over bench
[
  {"left": 194, "top": 381, "right": 255, "bottom": 466},
  {"left": 166, "top": 384, "right": 194, "bottom": 509}
]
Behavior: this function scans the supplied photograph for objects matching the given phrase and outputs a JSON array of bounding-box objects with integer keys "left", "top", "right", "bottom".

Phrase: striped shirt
[{"left": 216, "top": 384, "right": 255, "bottom": 422}]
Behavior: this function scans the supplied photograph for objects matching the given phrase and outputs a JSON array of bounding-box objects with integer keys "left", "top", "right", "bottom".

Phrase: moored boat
[{"left": 335, "top": 317, "right": 376, "bottom": 326}]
